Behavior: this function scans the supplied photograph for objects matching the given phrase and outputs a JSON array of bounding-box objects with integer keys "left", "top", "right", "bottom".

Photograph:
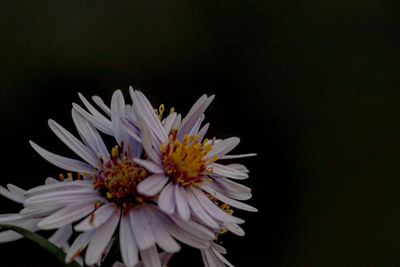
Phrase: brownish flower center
[
  {"left": 93, "top": 146, "right": 149, "bottom": 208},
  {"left": 161, "top": 133, "right": 217, "bottom": 187}
]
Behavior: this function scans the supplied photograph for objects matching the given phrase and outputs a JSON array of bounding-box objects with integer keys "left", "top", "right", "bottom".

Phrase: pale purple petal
[
  {"left": 192, "top": 187, "right": 244, "bottom": 224},
  {"left": 223, "top": 222, "right": 245, "bottom": 236},
  {"left": 140, "top": 245, "right": 161, "bottom": 267},
  {"left": 73, "top": 103, "right": 113, "bottom": 135},
  {"left": 137, "top": 174, "right": 168, "bottom": 197},
  {"left": 200, "top": 184, "right": 257, "bottom": 212},
  {"left": 207, "top": 137, "right": 240, "bottom": 159},
  {"left": 85, "top": 208, "right": 121, "bottom": 266},
  {"left": 92, "top": 95, "right": 111, "bottom": 116},
  {"left": 0, "top": 186, "right": 24, "bottom": 203},
  {"left": 137, "top": 116, "right": 162, "bottom": 165},
  {"left": 175, "top": 186, "right": 190, "bottom": 221},
  {"left": 185, "top": 189, "right": 219, "bottom": 229},
  {"left": 130, "top": 89, "right": 168, "bottom": 144},
  {"left": 162, "top": 112, "right": 177, "bottom": 134},
  {"left": 119, "top": 213, "right": 139, "bottom": 267},
  {"left": 72, "top": 108, "right": 109, "bottom": 160},
  {"left": 197, "top": 123, "right": 210, "bottom": 142},
  {"left": 25, "top": 180, "right": 94, "bottom": 197},
  {"left": 0, "top": 218, "right": 40, "bottom": 243},
  {"left": 75, "top": 203, "right": 117, "bottom": 231},
  {"left": 158, "top": 182, "right": 176, "bottom": 215},
  {"left": 142, "top": 206, "right": 180, "bottom": 253},
  {"left": 133, "top": 158, "right": 165, "bottom": 174},
  {"left": 177, "top": 94, "right": 214, "bottom": 140},
  {"left": 220, "top": 153, "right": 257, "bottom": 160},
  {"left": 38, "top": 202, "right": 96, "bottom": 229},
  {"left": 30, "top": 141, "right": 96, "bottom": 174},
  {"left": 129, "top": 208, "right": 156, "bottom": 250},
  {"left": 111, "top": 90, "right": 130, "bottom": 145},
  {"left": 213, "top": 178, "right": 252, "bottom": 200},
  {"left": 210, "top": 163, "right": 249, "bottom": 180},
  {"left": 66, "top": 231, "right": 93, "bottom": 263},
  {"left": 48, "top": 224, "right": 73, "bottom": 247},
  {"left": 169, "top": 215, "right": 216, "bottom": 240},
  {"left": 48, "top": 119, "right": 101, "bottom": 169},
  {"left": 6, "top": 184, "right": 25, "bottom": 196}
]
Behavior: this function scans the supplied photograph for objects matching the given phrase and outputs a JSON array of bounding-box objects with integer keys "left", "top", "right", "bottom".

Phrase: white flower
[
  {"left": 127, "top": 89, "right": 257, "bottom": 236},
  {"left": 22, "top": 90, "right": 215, "bottom": 267}
]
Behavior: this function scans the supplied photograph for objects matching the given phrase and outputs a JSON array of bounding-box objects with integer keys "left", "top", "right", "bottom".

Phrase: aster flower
[
  {"left": 22, "top": 90, "right": 215, "bottom": 267},
  {"left": 125, "top": 89, "right": 257, "bottom": 236}
]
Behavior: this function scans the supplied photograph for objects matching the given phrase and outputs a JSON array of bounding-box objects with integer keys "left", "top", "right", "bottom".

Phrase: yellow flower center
[
  {"left": 93, "top": 146, "right": 149, "bottom": 207},
  {"left": 161, "top": 133, "right": 217, "bottom": 187}
]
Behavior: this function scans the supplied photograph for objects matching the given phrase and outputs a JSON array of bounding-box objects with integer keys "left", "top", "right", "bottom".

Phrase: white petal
[
  {"left": 158, "top": 182, "right": 176, "bottom": 215},
  {"left": 192, "top": 187, "right": 244, "bottom": 224},
  {"left": 186, "top": 189, "right": 219, "bottom": 229},
  {"left": 200, "top": 184, "right": 257, "bottom": 212},
  {"left": 140, "top": 245, "right": 161, "bottom": 267},
  {"left": 111, "top": 90, "right": 129, "bottom": 145},
  {"left": 172, "top": 114, "right": 182, "bottom": 130},
  {"left": 92, "top": 95, "right": 111, "bottom": 116},
  {"left": 142, "top": 206, "right": 180, "bottom": 253},
  {"left": 30, "top": 141, "right": 96, "bottom": 174},
  {"left": 210, "top": 163, "right": 249, "bottom": 180},
  {"left": 177, "top": 94, "right": 214, "bottom": 140},
  {"left": 38, "top": 202, "right": 96, "bottom": 229},
  {"left": 197, "top": 123, "right": 209, "bottom": 142},
  {"left": 133, "top": 158, "right": 165, "bottom": 174},
  {"left": 207, "top": 137, "right": 240, "bottom": 158},
  {"left": 7, "top": 184, "right": 26, "bottom": 196},
  {"left": 131, "top": 89, "right": 168, "bottom": 144},
  {"left": 73, "top": 103, "right": 113, "bottom": 135},
  {"left": 48, "top": 224, "right": 73, "bottom": 247},
  {"left": 66, "top": 231, "right": 93, "bottom": 263},
  {"left": 213, "top": 178, "right": 252, "bottom": 200},
  {"left": 213, "top": 249, "right": 234, "bottom": 267},
  {"left": 223, "top": 222, "right": 245, "bottom": 236},
  {"left": 137, "top": 116, "right": 162, "bottom": 164},
  {"left": 162, "top": 112, "right": 177, "bottom": 134},
  {"left": 211, "top": 243, "right": 227, "bottom": 254},
  {"left": 85, "top": 208, "right": 121, "bottom": 266},
  {"left": 175, "top": 186, "right": 190, "bottom": 221},
  {"left": 220, "top": 153, "right": 257, "bottom": 160},
  {"left": 161, "top": 216, "right": 212, "bottom": 249},
  {"left": 0, "top": 185, "right": 24, "bottom": 203},
  {"left": 129, "top": 208, "right": 156, "bottom": 250},
  {"left": 72, "top": 108, "right": 109, "bottom": 160},
  {"left": 169, "top": 215, "right": 216, "bottom": 240},
  {"left": 225, "top": 163, "right": 249, "bottom": 173},
  {"left": 0, "top": 218, "right": 40, "bottom": 243},
  {"left": 25, "top": 180, "right": 94, "bottom": 197},
  {"left": 137, "top": 174, "right": 169, "bottom": 197},
  {"left": 119, "top": 213, "right": 139, "bottom": 267},
  {"left": 75, "top": 203, "right": 117, "bottom": 231},
  {"left": 48, "top": 119, "right": 101, "bottom": 168}
]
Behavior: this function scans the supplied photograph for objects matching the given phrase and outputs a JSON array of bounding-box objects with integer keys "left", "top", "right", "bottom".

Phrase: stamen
[
  {"left": 93, "top": 145, "right": 150, "bottom": 209},
  {"left": 161, "top": 134, "right": 216, "bottom": 187}
]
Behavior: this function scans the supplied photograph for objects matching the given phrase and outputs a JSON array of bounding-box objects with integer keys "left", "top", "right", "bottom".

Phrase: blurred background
[{"left": 0, "top": 1, "right": 399, "bottom": 266}]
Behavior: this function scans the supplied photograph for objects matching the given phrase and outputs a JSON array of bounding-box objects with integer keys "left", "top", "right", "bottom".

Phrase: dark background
[{"left": 0, "top": 1, "right": 399, "bottom": 266}]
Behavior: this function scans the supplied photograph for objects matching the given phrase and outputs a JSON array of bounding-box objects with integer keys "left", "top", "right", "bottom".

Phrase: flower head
[
  {"left": 22, "top": 90, "right": 215, "bottom": 267},
  {"left": 127, "top": 89, "right": 257, "bottom": 235}
]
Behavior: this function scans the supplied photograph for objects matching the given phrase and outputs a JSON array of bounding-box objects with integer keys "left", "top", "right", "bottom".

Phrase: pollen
[
  {"left": 161, "top": 133, "right": 217, "bottom": 187},
  {"left": 93, "top": 145, "right": 149, "bottom": 207}
]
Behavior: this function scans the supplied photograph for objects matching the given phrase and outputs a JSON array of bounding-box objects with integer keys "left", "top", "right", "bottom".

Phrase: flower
[
  {"left": 23, "top": 90, "right": 215, "bottom": 267},
  {"left": 126, "top": 89, "right": 257, "bottom": 236}
]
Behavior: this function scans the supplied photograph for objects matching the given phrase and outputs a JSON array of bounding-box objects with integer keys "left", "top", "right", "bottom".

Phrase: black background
[{"left": 0, "top": 1, "right": 399, "bottom": 266}]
